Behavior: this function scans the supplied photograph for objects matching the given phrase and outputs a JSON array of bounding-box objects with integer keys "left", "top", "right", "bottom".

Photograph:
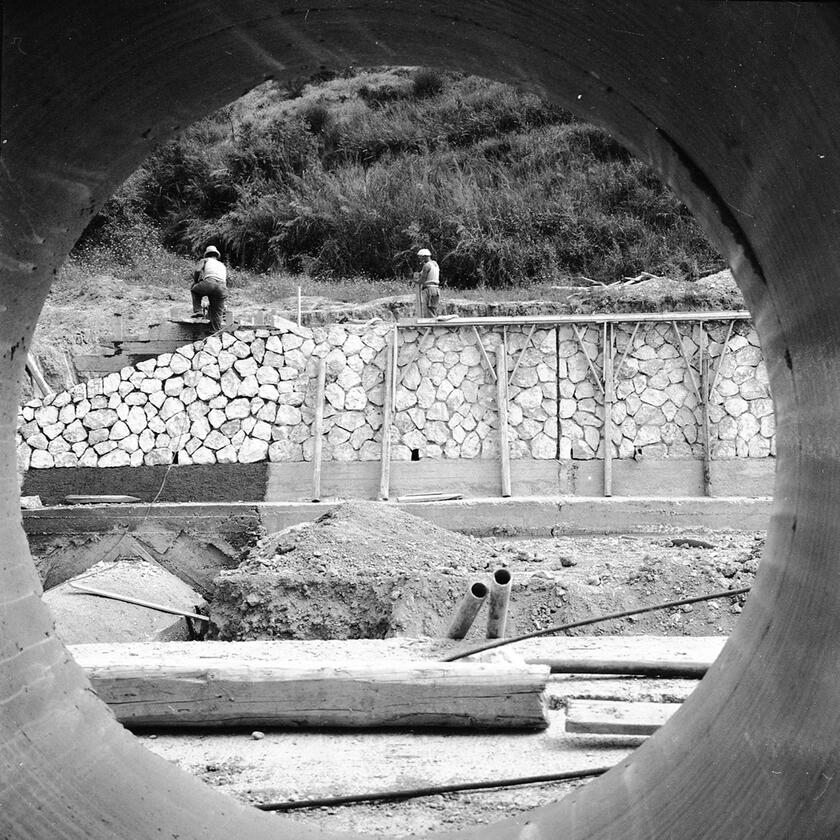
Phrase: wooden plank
[
  {"left": 516, "top": 635, "right": 725, "bottom": 676},
  {"left": 473, "top": 326, "right": 497, "bottom": 382},
  {"left": 378, "top": 326, "right": 398, "bottom": 500},
  {"left": 70, "top": 636, "right": 726, "bottom": 668},
  {"left": 709, "top": 320, "right": 735, "bottom": 396},
  {"left": 565, "top": 699, "right": 680, "bottom": 736},
  {"left": 496, "top": 345, "right": 511, "bottom": 497},
  {"left": 65, "top": 494, "right": 141, "bottom": 505},
  {"left": 614, "top": 321, "right": 640, "bottom": 378},
  {"left": 508, "top": 324, "right": 536, "bottom": 386},
  {"left": 69, "top": 635, "right": 726, "bottom": 676},
  {"left": 572, "top": 324, "right": 604, "bottom": 395},
  {"left": 311, "top": 359, "right": 326, "bottom": 502},
  {"left": 70, "top": 646, "right": 550, "bottom": 731},
  {"left": 398, "top": 311, "right": 751, "bottom": 329},
  {"left": 671, "top": 321, "right": 701, "bottom": 401},
  {"left": 395, "top": 493, "right": 463, "bottom": 502}
]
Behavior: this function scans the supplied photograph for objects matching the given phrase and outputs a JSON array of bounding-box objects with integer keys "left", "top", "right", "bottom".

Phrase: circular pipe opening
[
  {"left": 493, "top": 569, "right": 512, "bottom": 586},
  {"left": 4, "top": 4, "right": 840, "bottom": 839},
  {"left": 470, "top": 581, "right": 490, "bottom": 598}
]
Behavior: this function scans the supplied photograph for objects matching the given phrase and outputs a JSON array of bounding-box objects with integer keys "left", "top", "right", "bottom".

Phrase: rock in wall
[{"left": 17, "top": 318, "right": 772, "bottom": 469}]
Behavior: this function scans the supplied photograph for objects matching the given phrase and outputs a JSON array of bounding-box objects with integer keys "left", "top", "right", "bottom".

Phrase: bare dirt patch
[{"left": 210, "top": 501, "right": 759, "bottom": 641}]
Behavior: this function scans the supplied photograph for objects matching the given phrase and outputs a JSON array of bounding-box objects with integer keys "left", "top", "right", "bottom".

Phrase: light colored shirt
[
  {"left": 419, "top": 259, "right": 440, "bottom": 287},
  {"left": 197, "top": 256, "right": 227, "bottom": 285}
]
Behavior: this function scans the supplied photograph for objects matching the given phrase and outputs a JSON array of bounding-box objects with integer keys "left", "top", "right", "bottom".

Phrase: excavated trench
[
  {"left": 206, "top": 502, "right": 757, "bottom": 643},
  {"left": 4, "top": 3, "right": 840, "bottom": 840}
]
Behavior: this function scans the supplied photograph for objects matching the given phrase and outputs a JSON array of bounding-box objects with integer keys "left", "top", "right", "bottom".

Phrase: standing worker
[
  {"left": 416, "top": 247, "right": 440, "bottom": 318},
  {"left": 190, "top": 245, "right": 228, "bottom": 332}
]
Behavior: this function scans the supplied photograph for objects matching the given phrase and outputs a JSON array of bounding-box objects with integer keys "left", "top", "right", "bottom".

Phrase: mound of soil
[
  {"left": 210, "top": 502, "right": 760, "bottom": 642},
  {"left": 243, "top": 501, "right": 493, "bottom": 576},
  {"left": 211, "top": 501, "right": 495, "bottom": 640}
]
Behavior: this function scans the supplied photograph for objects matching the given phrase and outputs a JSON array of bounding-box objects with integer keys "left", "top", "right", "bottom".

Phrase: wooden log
[
  {"left": 70, "top": 645, "right": 550, "bottom": 731},
  {"left": 311, "top": 359, "right": 326, "bottom": 502},
  {"left": 378, "top": 326, "right": 398, "bottom": 500},
  {"left": 496, "top": 345, "right": 511, "bottom": 497},
  {"left": 565, "top": 699, "right": 680, "bottom": 736}
]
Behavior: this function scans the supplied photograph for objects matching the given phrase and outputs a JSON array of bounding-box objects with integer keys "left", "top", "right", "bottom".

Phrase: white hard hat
[
  {"left": 417, "top": 248, "right": 431, "bottom": 257},
  {"left": 204, "top": 245, "right": 220, "bottom": 257}
]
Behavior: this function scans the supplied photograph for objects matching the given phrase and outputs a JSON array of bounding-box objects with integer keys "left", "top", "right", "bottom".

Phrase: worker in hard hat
[
  {"left": 190, "top": 245, "right": 228, "bottom": 332},
  {"left": 416, "top": 247, "right": 440, "bottom": 318}
]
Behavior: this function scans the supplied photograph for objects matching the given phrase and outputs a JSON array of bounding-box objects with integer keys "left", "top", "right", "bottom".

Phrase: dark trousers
[
  {"left": 422, "top": 285, "right": 440, "bottom": 317},
  {"left": 191, "top": 279, "right": 227, "bottom": 332}
]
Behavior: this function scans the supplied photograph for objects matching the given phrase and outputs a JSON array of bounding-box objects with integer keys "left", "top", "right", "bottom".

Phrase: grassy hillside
[
  {"left": 77, "top": 67, "right": 724, "bottom": 288},
  {"left": 26, "top": 67, "right": 733, "bottom": 397}
]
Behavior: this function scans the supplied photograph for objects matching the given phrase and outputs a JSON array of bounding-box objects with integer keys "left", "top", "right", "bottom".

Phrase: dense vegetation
[{"left": 78, "top": 68, "right": 724, "bottom": 287}]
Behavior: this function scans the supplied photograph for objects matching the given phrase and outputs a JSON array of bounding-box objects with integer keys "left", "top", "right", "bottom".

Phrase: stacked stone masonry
[{"left": 17, "top": 320, "right": 773, "bottom": 470}]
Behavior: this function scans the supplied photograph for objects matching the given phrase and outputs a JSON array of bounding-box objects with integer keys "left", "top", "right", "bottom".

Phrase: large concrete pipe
[{"left": 2, "top": 2, "right": 840, "bottom": 838}]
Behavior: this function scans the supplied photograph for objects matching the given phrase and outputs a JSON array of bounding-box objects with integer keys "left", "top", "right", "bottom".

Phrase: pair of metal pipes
[
  {"left": 4, "top": 2, "right": 840, "bottom": 839},
  {"left": 447, "top": 569, "right": 513, "bottom": 641}
]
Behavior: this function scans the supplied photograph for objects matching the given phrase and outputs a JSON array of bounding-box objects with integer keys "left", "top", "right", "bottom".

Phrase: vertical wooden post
[
  {"left": 63, "top": 350, "right": 78, "bottom": 387},
  {"left": 297, "top": 287, "right": 302, "bottom": 327},
  {"left": 603, "top": 322, "right": 614, "bottom": 497},
  {"left": 497, "top": 342, "right": 511, "bottom": 498},
  {"left": 555, "top": 325, "right": 561, "bottom": 460},
  {"left": 311, "top": 359, "right": 326, "bottom": 502},
  {"left": 379, "top": 326, "right": 398, "bottom": 500},
  {"left": 698, "top": 324, "right": 712, "bottom": 496}
]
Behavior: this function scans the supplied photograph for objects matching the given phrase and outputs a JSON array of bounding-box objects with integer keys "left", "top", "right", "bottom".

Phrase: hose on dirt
[
  {"left": 256, "top": 766, "right": 612, "bottom": 812},
  {"left": 441, "top": 586, "right": 751, "bottom": 662}
]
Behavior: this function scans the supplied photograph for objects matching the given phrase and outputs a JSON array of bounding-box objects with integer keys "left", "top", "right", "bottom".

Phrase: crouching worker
[{"left": 191, "top": 245, "right": 227, "bottom": 332}]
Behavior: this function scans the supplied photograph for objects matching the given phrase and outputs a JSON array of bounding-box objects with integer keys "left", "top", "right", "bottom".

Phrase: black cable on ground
[
  {"left": 256, "top": 766, "right": 612, "bottom": 812},
  {"left": 441, "top": 586, "right": 751, "bottom": 662}
]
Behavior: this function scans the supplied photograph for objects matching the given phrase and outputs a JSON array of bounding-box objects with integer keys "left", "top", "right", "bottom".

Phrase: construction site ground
[
  {"left": 135, "top": 634, "right": 718, "bottom": 835},
  {"left": 84, "top": 508, "right": 763, "bottom": 836}
]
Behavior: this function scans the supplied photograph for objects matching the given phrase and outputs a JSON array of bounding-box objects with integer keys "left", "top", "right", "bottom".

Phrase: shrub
[
  {"left": 76, "top": 69, "right": 724, "bottom": 286},
  {"left": 412, "top": 67, "right": 444, "bottom": 99}
]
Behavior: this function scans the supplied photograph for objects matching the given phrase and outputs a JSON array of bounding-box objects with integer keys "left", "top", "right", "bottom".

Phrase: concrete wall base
[
  {"left": 267, "top": 457, "right": 775, "bottom": 501},
  {"left": 22, "top": 457, "right": 775, "bottom": 506}
]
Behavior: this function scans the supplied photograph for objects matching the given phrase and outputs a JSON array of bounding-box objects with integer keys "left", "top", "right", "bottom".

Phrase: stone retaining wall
[{"left": 17, "top": 319, "right": 773, "bottom": 470}]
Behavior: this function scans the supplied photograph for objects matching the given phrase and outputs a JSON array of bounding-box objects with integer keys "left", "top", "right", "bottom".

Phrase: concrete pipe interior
[{"left": 3, "top": 2, "right": 840, "bottom": 838}]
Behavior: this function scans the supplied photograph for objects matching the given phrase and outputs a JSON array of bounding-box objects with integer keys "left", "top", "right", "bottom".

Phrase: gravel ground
[{"left": 150, "top": 518, "right": 762, "bottom": 835}]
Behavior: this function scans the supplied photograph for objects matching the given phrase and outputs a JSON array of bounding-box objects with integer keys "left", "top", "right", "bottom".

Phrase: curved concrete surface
[{"left": 2, "top": 2, "right": 840, "bottom": 837}]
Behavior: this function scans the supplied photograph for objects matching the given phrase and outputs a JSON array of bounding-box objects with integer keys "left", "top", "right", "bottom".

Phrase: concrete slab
[
  {"left": 265, "top": 458, "right": 776, "bottom": 501},
  {"left": 24, "top": 496, "right": 772, "bottom": 540}
]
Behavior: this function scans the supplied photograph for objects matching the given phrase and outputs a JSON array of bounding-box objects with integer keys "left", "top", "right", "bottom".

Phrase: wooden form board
[
  {"left": 70, "top": 644, "right": 549, "bottom": 730},
  {"left": 404, "top": 310, "right": 751, "bottom": 328},
  {"left": 519, "top": 634, "right": 725, "bottom": 676},
  {"left": 565, "top": 699, "right": 681, "bottom": 736}
]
